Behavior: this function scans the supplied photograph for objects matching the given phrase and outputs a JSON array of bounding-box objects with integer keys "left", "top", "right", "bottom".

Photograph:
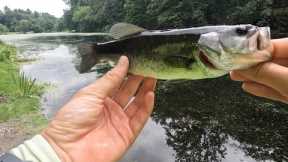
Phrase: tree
[
  {"left": 72, "top": 6, "right": 94, "bottom": 31},
  {"left": 31, "top": 24, "right": 43, "bottom": 33},
  {"left": 123, "top": 0, "right": 149, "bottom": 27},
  {"left": 62, "top": 0, "right": 287, "bottom": 34},
  {"left": 0, "top": 24, "right": 9, "bottom": 34},
  {"left": 15, "top": 20, "right": 32, "bottom": 33},
  {"left": 0, "top": 6, "right": 60, "bottom": 33}
]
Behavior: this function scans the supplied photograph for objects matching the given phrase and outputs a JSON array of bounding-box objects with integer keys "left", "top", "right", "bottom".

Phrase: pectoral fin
[
  {"left": 110, "top": 23, "right": 147, "bottom": 39},
  {"left": 164, "top": 55, "right": 195, "bottom": 69}
]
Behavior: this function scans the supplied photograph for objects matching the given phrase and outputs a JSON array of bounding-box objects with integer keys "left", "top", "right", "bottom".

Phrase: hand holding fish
[
  {"left": 230, "top": 38, "right": 288, "bottom": 104},
  {"left": 42, "top": 56, "right": 157, "bottom": 162}
]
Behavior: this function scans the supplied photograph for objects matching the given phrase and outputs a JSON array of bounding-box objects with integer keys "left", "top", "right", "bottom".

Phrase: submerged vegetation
[{"left": 0, "top": 41, "right": 46, "bottom": 124}]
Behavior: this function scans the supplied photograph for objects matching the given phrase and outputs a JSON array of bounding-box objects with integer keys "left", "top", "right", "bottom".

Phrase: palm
[
  {"left": 64, "top": 94, "right": 149, "bottom": 162},
  {"left": 43, "top": 57, "right": 157, "bottom": 162},
  {"left": 73, "top": 98, "right": 140, "bottom": 162}
]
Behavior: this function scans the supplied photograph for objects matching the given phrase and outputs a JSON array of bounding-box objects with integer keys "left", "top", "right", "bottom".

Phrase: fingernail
[{"left": 118, "top": 56, "right": 127, "bottom": 66}]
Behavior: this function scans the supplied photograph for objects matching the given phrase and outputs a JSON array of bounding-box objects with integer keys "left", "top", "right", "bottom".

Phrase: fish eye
[{"left": 235, "top": 27, "right": 248, "bottom": 36}]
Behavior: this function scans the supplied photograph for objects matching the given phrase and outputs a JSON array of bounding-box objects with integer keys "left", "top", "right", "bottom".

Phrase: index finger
[
  {"left": 235, "top": 62, "right": 288, "bottom": 95},
  {"left": 272, "top": 38, "right": 288, "bottom": 59}
]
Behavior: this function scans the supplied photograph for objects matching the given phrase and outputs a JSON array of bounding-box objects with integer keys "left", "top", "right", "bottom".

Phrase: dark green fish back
[
  {"left": 77, "top": 33, "right": 201, "bottom": 75},
  {"left": 95, "top": 34, "right": 201, "bottom": 55}
]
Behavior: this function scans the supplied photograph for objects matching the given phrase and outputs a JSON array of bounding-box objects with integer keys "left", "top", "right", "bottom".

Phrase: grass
[
  {"left": 11, "top": 72, "right": 37, "bottom": 97},
  {"left": 0, "top": 96, "right": 40, "bottom": 122},
  {"left": 0, "top": 42, "right": 47, "bottom": 126},
  {"left": 0, "top": 41, "right": 16, "bottom": 62}
]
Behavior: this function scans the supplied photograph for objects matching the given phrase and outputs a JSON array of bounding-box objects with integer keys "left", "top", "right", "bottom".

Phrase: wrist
[
  {"left": 42, "top": 130, "right": 72, "bottom": 162},
  {"left": 9, "top": 134, "right": 62, "bottom": 162}
]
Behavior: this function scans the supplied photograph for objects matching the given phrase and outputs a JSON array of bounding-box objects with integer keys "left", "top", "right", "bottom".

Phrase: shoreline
[{"left": 0, "top": 42, "right": 47, "bottom": 153}]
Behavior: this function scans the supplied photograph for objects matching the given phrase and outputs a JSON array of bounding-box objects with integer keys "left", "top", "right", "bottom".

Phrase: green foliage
[
  {"left": 15, "top": 20, "right": 32, "bottom": 33},
  {"left": 0, "top": 23, "right": 9, "bottom": 34},
  {"left": 228, "top": 0, "right": 273, "bottom": 25},
  {"left": 0, "top": 6, "right": 60, "bottom": 33},
  {"left": 62, "top": 0, "right": 288, "bottom": 35},
  {"left": 124, "top": 0, "right": 149, "bottom": 27},
  {"left": 72, "top": 6, "right": 94, "bottom": 32},
  {"left": 11, "top": 72, "right": 37, "bottom": 97},
  {"left": 0, "top": 43, "right": 16, "bottom": 62},
  {"left": 0, "top": 96, "right": 39, "bottom": 122},
  {"left": 0, "top": 43, "right": 44, "bottom": 122},
  {"left": 272, "top": 7, "right": 288, "bottom": 34},
  {"left": 72, "top": 6, "right": 93, "bottom": 22}
]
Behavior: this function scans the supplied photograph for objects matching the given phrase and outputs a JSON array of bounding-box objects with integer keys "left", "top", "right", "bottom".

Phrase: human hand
[
  {"left": 230, "top": 39, "right": 288, "bottom": 104},
  {"left": 42, "top": 56, "right": 157, "bottom": 162}
]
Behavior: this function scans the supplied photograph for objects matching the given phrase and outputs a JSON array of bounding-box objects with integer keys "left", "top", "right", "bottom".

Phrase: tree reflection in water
[{"left": 153, "top": 76, "right": 288, "bottom": 162}]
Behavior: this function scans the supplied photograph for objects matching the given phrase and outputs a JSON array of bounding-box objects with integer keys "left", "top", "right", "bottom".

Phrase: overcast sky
[{"left": 0, "top": 0, "right": 68, "bottom": 17}]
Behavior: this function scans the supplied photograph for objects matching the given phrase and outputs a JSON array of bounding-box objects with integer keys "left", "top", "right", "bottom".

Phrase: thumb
[{"left": 80, "top": 56, "right": 129, "bottom": 98}]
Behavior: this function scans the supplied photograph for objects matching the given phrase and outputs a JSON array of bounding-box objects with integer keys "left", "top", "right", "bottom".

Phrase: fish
[{"left": 76, "top": 23, "right": 271, "bottom": 80}]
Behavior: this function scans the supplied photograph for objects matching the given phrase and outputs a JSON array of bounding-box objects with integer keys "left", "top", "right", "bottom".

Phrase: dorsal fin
[{"left": 109, "top": 23, "right": 147, "bottom": 39}]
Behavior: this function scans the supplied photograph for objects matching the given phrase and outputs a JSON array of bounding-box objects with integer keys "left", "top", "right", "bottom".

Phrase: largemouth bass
[{"left": 76, "top": 23, "right": 271, "bottom": 80}]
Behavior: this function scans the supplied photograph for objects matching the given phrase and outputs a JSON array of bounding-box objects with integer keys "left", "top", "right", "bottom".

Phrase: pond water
[{"left": 0, "top": 33, "right": 287, "bottom": 162}]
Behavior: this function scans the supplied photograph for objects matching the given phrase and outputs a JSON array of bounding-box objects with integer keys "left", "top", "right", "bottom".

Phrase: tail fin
[{"left": 76, "top": 43, "right": 98, "bottom": 73}]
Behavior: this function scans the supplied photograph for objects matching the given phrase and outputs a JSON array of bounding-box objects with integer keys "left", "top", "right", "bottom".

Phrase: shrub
[
  {"left": 0, "top": 24, "right": 9, "bottom": 34},
  {"left": 0, "top": 43, "right": 17, "bottom": 62}
]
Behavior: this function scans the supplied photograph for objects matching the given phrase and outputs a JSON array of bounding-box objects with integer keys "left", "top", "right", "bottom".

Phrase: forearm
[
  {"left": 0, "top": 135, "right": 61, "bottom": 162},
  {"left": 272, "top": 38, "right": 288, "bottom": 58}
]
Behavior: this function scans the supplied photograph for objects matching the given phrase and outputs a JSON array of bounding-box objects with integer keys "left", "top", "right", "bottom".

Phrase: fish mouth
[
  {"left": 257, "top": 34, "right": 261, "bottom": 50},
  {"left": 254, "top": 27, "right": 271, "bottom": 51},
  {"left": 198, "top": 50, "right": 217, "bottom": 69}
]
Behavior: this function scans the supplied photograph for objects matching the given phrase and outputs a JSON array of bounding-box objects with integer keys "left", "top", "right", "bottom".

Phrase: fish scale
[{"left": 76, "top": 23, "right": 271, "bottom": 80}]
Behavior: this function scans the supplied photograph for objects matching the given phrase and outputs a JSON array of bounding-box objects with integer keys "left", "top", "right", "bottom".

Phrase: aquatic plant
[{"left": 11, "top": 72, "right": 37, "bottom": 97}]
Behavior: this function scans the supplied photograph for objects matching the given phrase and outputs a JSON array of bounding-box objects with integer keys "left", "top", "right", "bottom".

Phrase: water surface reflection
[
  {"left": 154, "top": 79, "right": 287, "bottom": 162},
  {"left": 0, "top": 34, "right": 287, "bottom": 162}
]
